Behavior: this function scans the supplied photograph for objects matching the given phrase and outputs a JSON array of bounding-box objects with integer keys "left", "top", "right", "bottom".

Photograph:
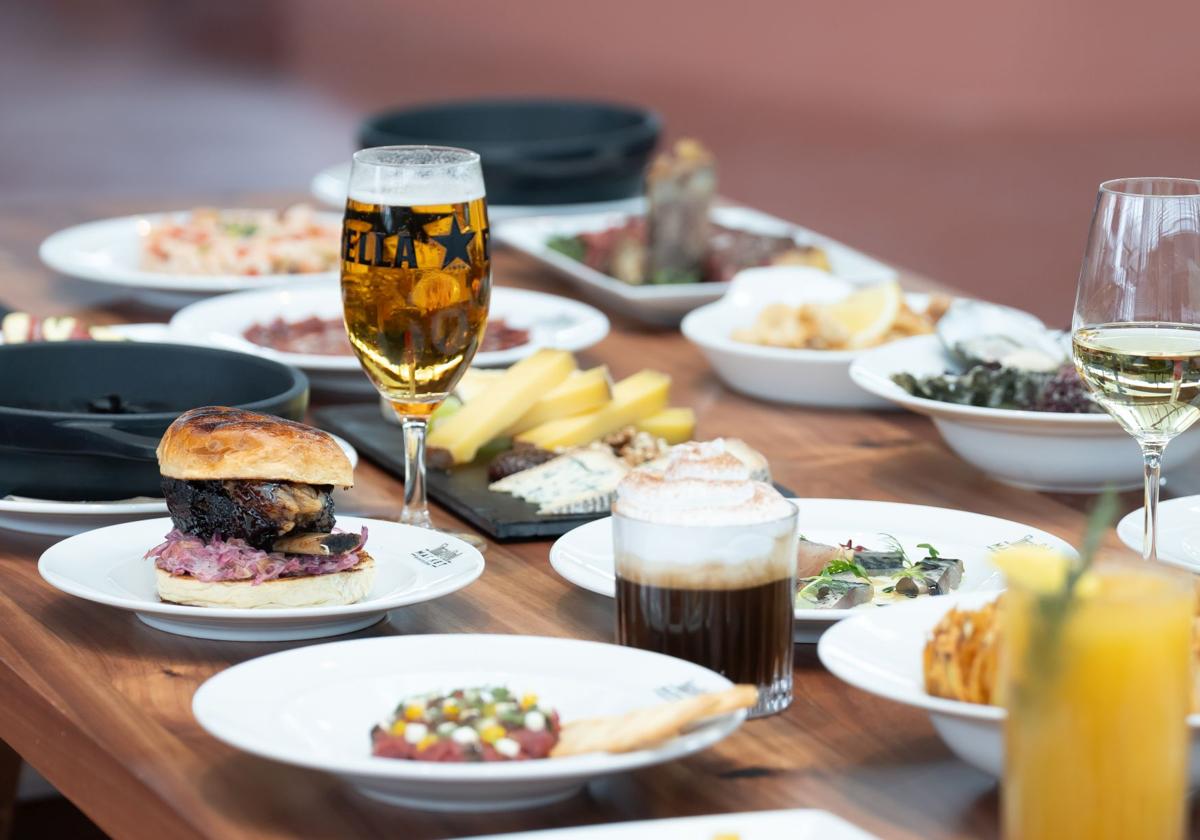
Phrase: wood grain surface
[{"left": 0, "top": 195, "right": 1167, "bottom": 840}]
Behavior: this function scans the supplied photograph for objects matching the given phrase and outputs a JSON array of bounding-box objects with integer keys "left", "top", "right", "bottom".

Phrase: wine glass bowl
[{"left": 1072, "top": 177, "right": 1200, "bottom": 562}]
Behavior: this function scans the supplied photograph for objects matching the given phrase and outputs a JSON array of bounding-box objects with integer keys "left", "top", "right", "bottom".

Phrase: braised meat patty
[{"left": 161, "top": 477, "right": 335, "bottom": 550}]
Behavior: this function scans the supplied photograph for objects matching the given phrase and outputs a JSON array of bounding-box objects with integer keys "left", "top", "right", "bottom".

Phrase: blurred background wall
[{"left": 4, "top": 0, "right": 1200, "bottom": 322}]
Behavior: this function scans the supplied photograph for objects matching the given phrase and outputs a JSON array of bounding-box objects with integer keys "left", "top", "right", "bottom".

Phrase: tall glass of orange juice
[{"left": 1001, "top": 558, "right": 1193, "bottom": 840}]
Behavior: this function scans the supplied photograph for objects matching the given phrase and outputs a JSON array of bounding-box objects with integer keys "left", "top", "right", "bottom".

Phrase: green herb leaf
[
  {"left": 820, "top": 556, "right": 870, "bottom": 581},
  {"left": 916, "top": 542, "right": 940, "bottom": 559},
  {"left": 546, "top": 235, "right": 586, "bottom": 262}
]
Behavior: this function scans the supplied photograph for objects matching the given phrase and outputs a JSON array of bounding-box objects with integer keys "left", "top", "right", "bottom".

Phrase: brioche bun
[
  {"left": 155, "top": 552, "right": 375, "bottom": 609},
  {"left": 157, "top": 406, "right": 353, "bottom": 486}
]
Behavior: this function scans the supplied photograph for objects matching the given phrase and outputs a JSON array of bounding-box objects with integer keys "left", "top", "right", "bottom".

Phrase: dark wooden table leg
[{"left": 0, "top": 741, "right": 20, "bottom": 840}]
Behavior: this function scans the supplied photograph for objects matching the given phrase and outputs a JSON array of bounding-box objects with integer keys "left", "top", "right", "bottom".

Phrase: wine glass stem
[
  {"left": 1141, "top": 441, "right": 1166, "bottom": 563},
  {"left": 400, "top": 416, "right": 432, "bottom": 530}
]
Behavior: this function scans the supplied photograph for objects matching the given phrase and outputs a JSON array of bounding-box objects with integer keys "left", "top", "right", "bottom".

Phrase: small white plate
[
  {"left": 463, "top": 808, "right": 877, "bottom": 839},
  {"left": 192, "top": 634, "right": 745, "bottom": 811},
  {"left": 168, "top": 283, "right": 609, "bottom": 381},
  {"left": 850, "top": 334, "right": 1200, "bottom": 492},
  {"left": 38, "top": 211, "right": 340, "bottom": 295},
  {"left": 817, "top": 592, "right": 1200, "bottom": 785},
  {"left": 311, "top": 161, "right": 646, "bottom": 221},
  {"left": 0, "top": 433, "right": 358, "bottom": 537},
  {"left": 494, "top": 206, "right": 897, "bottom": 325},
  {"left": 1117, "top": 496, "right": 1200, "bottom": 570},
  {"left": 682, "top": 266, "right": 930, "bottom": 408},
  {"left": 37, "top": 514, "right": 480, "bottom": 641},
  {"left": 549, "top": 499, "right": 1068, "bottom": 642}
]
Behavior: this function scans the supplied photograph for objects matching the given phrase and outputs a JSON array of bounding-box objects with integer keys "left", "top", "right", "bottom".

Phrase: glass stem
[
  {"left": 400, "top": 416, "right": 433, "bottom": 529},
  {"left": 1141, "top": 441, "right": 1166, "bottom": 563}
]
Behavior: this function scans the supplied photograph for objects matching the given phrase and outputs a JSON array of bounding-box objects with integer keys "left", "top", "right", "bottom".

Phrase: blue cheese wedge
[{"left": 489, "top": 447, "right": 629, "bottom": 515}]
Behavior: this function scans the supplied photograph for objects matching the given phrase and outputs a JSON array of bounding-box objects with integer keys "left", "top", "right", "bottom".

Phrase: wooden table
[{"left": 0, "top": 195, "right": 1158, "bottom": 839}]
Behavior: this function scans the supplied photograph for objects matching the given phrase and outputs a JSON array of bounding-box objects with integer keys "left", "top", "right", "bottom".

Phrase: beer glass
[
  {"left": 341, "top": 146, "right": 490, "bottom": 534},
  {"left": 612, "top": 503, "right": 798, "bottom": 718}
]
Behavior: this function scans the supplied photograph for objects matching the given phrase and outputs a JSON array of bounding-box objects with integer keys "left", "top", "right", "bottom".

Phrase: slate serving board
[
  {"left": 314, "top": 404, "right": 794, "bottom": 542},
  {"left": 313, "top": 404, "right": 602, "bottom": 540}
]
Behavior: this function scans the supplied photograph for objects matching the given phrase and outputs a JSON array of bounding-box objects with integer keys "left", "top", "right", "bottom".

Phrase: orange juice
[{"left": 1002, "top": 564, "right": 1193, "bottom": 840}]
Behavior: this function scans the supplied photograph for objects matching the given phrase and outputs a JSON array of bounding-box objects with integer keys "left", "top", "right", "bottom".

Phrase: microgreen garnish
[
  {"left": 917, "top": 542, "right": 940, "bottom": 559},
  {"left": 877, "top": 533, "right": 910, "bottom": 565},
  {"left": 820, "top": 556, "right": 870, "bottom": 581}
]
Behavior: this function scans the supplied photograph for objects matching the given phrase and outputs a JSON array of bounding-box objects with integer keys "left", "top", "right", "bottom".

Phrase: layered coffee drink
[{"left": 612, "top": 441, "right": 797, "bottom": 717}]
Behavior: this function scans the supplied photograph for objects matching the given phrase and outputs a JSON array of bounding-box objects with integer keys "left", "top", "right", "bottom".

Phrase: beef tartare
[{"left": 371, "top": 687, "right": 560, "bottom": 762}]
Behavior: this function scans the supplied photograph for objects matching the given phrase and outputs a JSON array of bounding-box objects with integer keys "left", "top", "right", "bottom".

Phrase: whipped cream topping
[{"left": 615, "top": 440, "right": 793, "bottom": 527}]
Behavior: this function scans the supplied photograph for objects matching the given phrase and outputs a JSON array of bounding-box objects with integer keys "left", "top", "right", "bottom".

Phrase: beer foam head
[
  {"left": 615, "top": 440, "right": 793, "bottom": 527},
  {"left": 350, "top": 146, "right": 485, "bottom": 206}
]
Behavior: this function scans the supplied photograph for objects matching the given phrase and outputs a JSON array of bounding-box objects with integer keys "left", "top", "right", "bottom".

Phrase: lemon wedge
[
  {"left": 992, "top": 544, "right": 1098, "bottom": 597},
  {"left": 817, "top": 281, "right": 903, "bottom": 348}
]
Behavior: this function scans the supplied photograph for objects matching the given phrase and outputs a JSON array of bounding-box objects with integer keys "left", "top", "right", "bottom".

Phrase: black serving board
[
  {"left": 313, "top": 404, "right": 603, "bottom": 540},
  {"left": 314, "top": 404, "right": 795, "bottom": 542}
]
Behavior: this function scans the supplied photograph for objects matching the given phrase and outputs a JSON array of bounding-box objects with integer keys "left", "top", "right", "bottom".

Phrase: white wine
[{"left": 1073, "top": 322, "right": 1200, "bottom": 443}]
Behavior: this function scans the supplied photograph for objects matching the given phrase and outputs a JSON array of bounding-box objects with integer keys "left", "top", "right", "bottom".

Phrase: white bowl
[
  {"left": 849, "top": 334, "right": 1200, "bottom": 492},
  {"left": 548, "top": 498, "right": 1072, "bottom": 643},
  {"left": 193, "top": 634, "right": 746, "bottom": 811},
  {"left": 1117, "top": 495, "right": 1200, "bottom": 571},
  {"left": 494, "top": 205, "right": 896, "bottom": 325},
  {"left": 168, "top": 283, "right": 610, "bottom": 394},
  {"left": 817, "top": 592, "right": 1200, "bottom": 785},
  {"left": 38, "top": 515, "right": 479, "bottom": 641},
  {"left": 38, "top": 211, "right": 340, "bottom": 295},
  {"left": 682, "top": 267, "right": 929, "bottom": 408}
]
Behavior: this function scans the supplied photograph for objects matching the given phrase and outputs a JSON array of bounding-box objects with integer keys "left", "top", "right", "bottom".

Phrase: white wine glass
[{"left": 1072, "top": 177, "right": 1200, "bottom": 562}]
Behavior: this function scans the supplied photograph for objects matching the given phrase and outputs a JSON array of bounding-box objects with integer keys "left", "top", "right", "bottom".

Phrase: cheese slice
[
  {"left": 635, "top": 407, "right": 696, "bottom": 444},
  {"left": 427, "top": 349, "right": 575, "bottom": 463},
  {"left": 508, "top": 366, "right": 613, "bottom": 435},
  {"left": 453, "top": 368, "right": 506, "bottom": 404},
  {"left": 488, "top": 447, "right": 629, "bottom": 515},
  {"left": 516, "top": 370, "right": 671, "bottom": 450}
]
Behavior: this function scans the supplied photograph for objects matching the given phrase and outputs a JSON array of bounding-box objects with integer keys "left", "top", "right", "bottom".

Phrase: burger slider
[{"left": 145, "top": 406, "right": 374, "bottom": 609}]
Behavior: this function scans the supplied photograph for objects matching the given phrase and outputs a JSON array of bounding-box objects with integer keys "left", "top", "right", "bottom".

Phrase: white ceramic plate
[
  {"left": 311, "top": 161, "right": 647, "bottom": 220},
  {"left": 549, "top": 499, "right": 1070, "bottom": 642},
  {"left": 38, "top": 211, "right": 340, "bottom": 295},
  {"left": 1117, "top": 495, "right": 1200, "bottom": 570},
  {"left": 817, "top": 591, "right": 1200, "bottom": 785},
  {"left": 463, "top": 808, "right": 877, "bottom": 839},
  {"left": 168, "top": 283, "right": 609, "bottom": 381},
  {"left": 493, "top": 205, "right": 897, "bottom": 325},
  {"left": 850, "top": 333, "right": 1200, "bottom": 492},
  {"left": 682, "top": 266, "right": 929, "bottom": 408},
  {"left": 192, "top": 634, "right": 745, "bottom": 811},
  {"left": 38, "top": 515, "right": 480, "bottom": 641},
  {"left": 0, "top": 433, "right": 358, "bottom": 537}
]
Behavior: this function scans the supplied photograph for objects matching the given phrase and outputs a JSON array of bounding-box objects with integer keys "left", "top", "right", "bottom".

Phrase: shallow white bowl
[
  {"left": 494, "top": 205, "right": 896, "bottom": 325},
  {"left": 549, "top": 498, "right": 1071, "bottom": 642},
  {"left": 1117, "top": 495, "right": 1200, "bottom": 571},
  {"left": 463, "top": 808, "right": 876, "bottom": 839},
  {"left": 193, "top": 634, "right": 745, "bottom": 811},
  {"left": 682, "top": 267, "right": 928, "bottom": 408},
  {"left": 818, "top": 591, "right": 1200, "bottom": 785},
  {"left": 38, "top": 515, "right": 479, "bottom": 641},
  {"left": 168, "top": 283, "right": 610, "bottom": 396},
  {"left": 849, "top": 334, "right": 1200, "bottom": 492},
  {"left": 38, "top": 211, "right": 340, "bottom": 295}
]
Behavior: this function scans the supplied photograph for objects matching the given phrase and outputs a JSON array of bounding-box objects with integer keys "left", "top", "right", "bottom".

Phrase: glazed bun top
[{"left": 157, "top": 406, "right": 353, "bottom": 487}]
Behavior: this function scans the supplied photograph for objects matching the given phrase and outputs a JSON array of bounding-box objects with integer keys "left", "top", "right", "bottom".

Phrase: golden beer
[{"left": 341, "top": 195, "right": 490, "bottom": 416}]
